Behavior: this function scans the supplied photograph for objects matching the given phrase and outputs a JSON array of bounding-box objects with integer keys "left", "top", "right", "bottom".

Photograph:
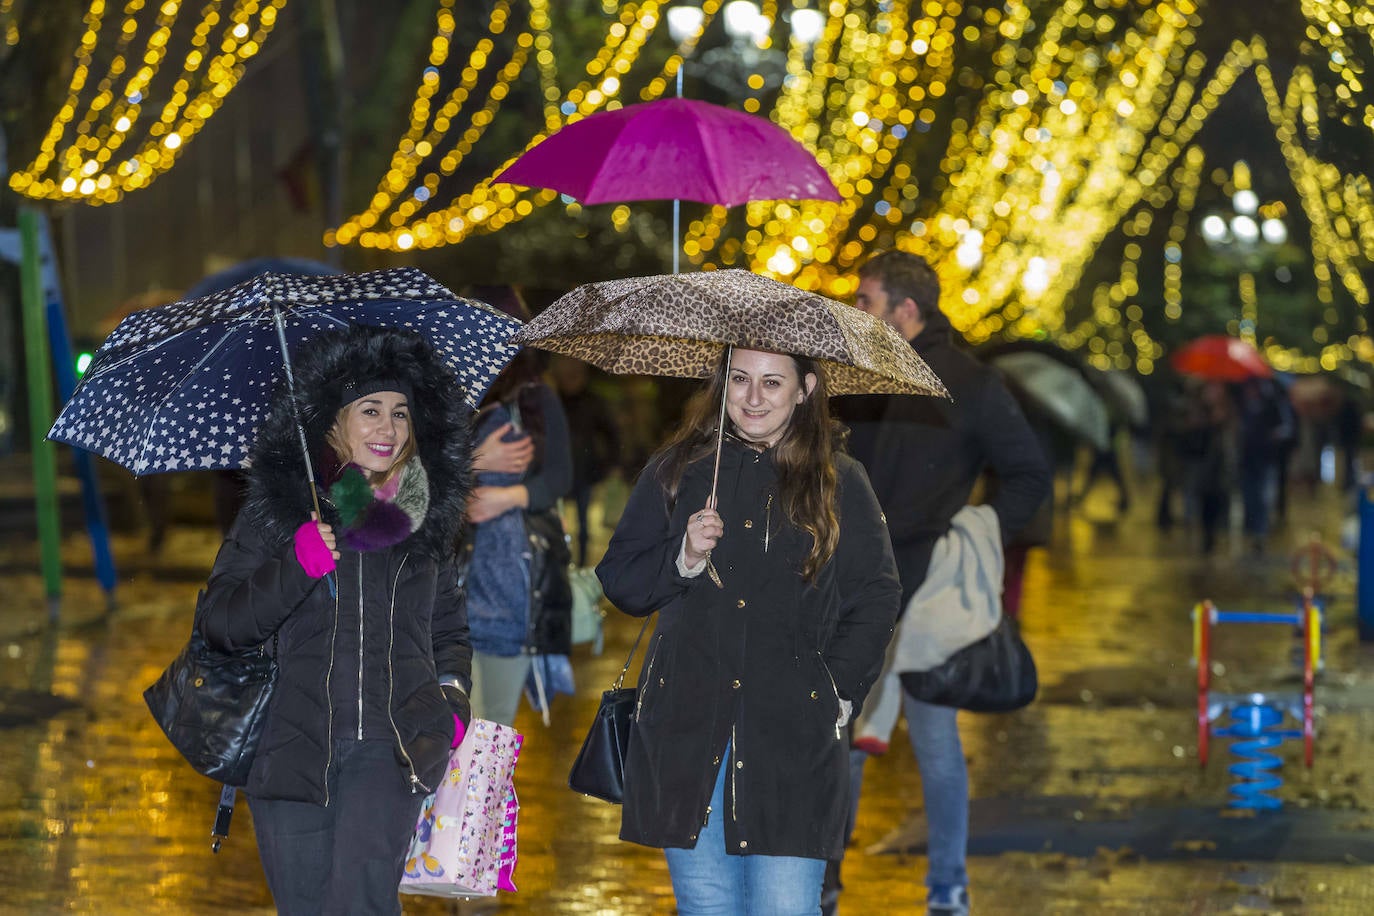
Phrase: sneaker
[
  {"left": 927, "top": 885, "right": 970, "bottom": 915},
  {"left": 851, "top": 736, "right": 889, "bottom": 755}
]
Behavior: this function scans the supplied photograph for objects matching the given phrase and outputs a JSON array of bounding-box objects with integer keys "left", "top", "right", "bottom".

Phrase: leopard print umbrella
[{"left": 511, "top": 269, "right": 949, "bottom": 398}]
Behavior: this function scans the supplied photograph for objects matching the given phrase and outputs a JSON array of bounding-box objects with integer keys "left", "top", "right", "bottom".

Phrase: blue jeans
[
  {"left": 665, "top": 754, "right": 826, "bottom": 914},
  {"left": 903, "top": 694, "right": 969, "bottom": 890}
]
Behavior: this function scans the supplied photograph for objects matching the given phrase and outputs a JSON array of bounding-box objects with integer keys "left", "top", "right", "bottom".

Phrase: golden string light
[
  {"left": 9, "top": 0, "right": 288, "bottom": 205},
  {"left": 336, "top": 0, "right": 1371, "bottom": 369},
  {"left": 326, "top": 0, "right": 712, "bottom": 251}
]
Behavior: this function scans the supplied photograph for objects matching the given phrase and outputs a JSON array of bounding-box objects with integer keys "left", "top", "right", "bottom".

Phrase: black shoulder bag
[
  {"left": 568, "top": 616, "right": 651, "bottom": 803},
  {"left": 144, "top": 592, "right": 278, "bottom": 849}
]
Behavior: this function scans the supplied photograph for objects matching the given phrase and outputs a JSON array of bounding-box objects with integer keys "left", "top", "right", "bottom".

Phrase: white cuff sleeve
[{"left": 676, "top": 535, "right": 708, "bottom": 578}]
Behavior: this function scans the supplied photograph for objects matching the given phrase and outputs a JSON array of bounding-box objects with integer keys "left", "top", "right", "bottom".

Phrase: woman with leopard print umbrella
[{"left": 513, "top": 269, "right": 946, "bottom": 913}]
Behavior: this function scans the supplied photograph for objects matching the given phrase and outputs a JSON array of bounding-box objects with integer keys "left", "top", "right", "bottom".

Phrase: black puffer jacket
[
  {"left": 836, "top": 310, "right": 1051, "bottom": 601},
  {"left": 198, "top": 326, "right": 474, "bottom": 804}
]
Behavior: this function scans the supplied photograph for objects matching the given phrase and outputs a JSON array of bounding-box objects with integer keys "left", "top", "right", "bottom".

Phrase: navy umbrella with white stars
[{"left": 49, "top": 267, "right": 521, "bottom": 476}]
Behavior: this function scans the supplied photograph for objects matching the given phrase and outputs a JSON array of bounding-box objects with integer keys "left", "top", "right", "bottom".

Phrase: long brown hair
[{"left": 656, "top": 350, "right": 842, "bottom": 581}]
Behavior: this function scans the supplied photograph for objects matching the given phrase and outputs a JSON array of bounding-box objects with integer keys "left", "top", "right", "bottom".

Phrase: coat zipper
[
  {"left": 730, "top": 723, "right": 738, "bottom": 823},
  {"left": 818, "top": 652, "right": 843, "bottom": 740},
  {"left": 763, "top": 492, "right": 773, "bottom": 553},
  {"left": 384, "top": 555, "right": 430, "bottom": 794},
  {"left": 356, "top": 556, "right": 365, "bottom": 740},
  {"left": 633, "top": 634, "right": 663, "bottom": 721},
  {"left": 322, "top": 558, "right": 341, "bottom": 807}
]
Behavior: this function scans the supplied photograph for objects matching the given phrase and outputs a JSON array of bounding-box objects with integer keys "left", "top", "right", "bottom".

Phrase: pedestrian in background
[
  {"left": 550, "top": 355, "right": 621, "bottom": 565},
  {"left": 461, "top": 285, "right": 574, "bottom": 726},
  {"left": 197, "top": 325, "right": 474, "bottom": 915},
  {"left": 1234, "top": 377, "right": 1294, "bottom": 553},
  {"left": 831, "top": 250, "right": 1051, "bottom": 916},
  {"left": 596, "top": 346, "right": 901, "bottom": 916}
]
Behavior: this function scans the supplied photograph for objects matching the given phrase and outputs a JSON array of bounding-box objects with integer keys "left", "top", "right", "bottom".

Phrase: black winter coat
[
  {"left": 836, "top": 311, "right": 1052, "bottom": 600},
  {"left": 596, "top": 439, "right": 901, "bottom": 859},
  {"left": 198, "top": 327, "right": 474, "bottom": 804}
]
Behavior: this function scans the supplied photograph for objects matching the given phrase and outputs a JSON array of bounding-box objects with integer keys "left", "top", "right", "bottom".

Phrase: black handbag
[
  {"left": 144, "top": 616, "right": 277, "bottom": 788},
  {"left": 568, "top": 617, "right": 651, "bottom": 803},
  {"left": 899, "top": 615, "right": 1037, "bottom": 713}
]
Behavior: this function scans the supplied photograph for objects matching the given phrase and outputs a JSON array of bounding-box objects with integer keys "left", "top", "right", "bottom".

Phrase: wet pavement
[{"left": 2, "top": 474, "right": 1374, "bottom": 914}]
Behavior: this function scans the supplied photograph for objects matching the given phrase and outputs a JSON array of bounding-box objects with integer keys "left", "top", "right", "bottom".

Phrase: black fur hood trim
[{"left": 243, "top": 325, "right": 473, "bottom": 560}]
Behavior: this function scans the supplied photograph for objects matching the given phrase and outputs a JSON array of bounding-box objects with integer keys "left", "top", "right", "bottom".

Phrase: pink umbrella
[{"left": 494, "top": 98, "right": 840, "bottom": 271}]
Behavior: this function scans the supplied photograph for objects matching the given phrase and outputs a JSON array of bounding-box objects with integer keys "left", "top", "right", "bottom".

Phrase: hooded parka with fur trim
[{"left": 197, "top": 326, "right": 474, "bottom": 804}]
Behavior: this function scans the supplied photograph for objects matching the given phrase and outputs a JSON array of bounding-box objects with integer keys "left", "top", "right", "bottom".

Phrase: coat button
[
  {"left": 743, "top": 519, "right": 753, "bottom": 528},
  {"left": 736, "top": 599, "right": 746, "bottom": 608},
  {"left": 810, "top": 690, "right": 818, "bottom": 699},
  {"left": 659, "top": 677, "right": 665, "bottom": 686},
  {"left": 732, "top": 679, "right": 741, "bottom": 689},
  {"left": 736, "top": 760, "right": 744, "bottom": 769},
  {"left": 740, "top": 840, "right": 749, "bottom": 849},
  {"left": 713, "top": 756, "right": 721, "bottom": 765}
]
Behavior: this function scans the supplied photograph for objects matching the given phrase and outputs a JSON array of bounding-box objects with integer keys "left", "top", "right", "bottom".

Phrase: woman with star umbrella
[{"left": 196, "top": 325, "right": 474, "bottom": 914}]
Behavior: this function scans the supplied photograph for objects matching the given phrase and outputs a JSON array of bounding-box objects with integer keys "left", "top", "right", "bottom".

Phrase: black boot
[{"left": 821, "top": 858, "right": 842, "bottom": 916}]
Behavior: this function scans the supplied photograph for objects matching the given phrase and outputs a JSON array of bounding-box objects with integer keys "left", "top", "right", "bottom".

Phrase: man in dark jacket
[{"left": 829, "top": 251, "right": 1051, "bottom": 916}]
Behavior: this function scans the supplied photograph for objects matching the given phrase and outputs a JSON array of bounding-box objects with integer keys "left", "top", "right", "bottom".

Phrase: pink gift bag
[{"left": 400, "top": 718, "right": 524, "bottom": 898}]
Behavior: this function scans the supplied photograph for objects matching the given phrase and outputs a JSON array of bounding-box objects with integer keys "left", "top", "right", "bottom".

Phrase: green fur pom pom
[{"left": 329, "top": 466, "right": 374, "bottom": 528}]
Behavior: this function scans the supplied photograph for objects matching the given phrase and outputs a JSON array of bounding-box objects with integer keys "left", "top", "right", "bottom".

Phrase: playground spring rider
[{"left": 1192, "top": 591, "right": 1321, "bottom": 810}]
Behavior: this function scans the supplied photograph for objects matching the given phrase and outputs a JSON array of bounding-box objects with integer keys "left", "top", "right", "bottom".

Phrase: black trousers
[{"left": 247, "top": 739, "right": 426, "bottom": 916}]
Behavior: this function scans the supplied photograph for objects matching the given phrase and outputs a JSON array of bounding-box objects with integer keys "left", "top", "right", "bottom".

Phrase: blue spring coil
[{"left": 1213, "top": 704, "right": 1297, "bottom": 810}]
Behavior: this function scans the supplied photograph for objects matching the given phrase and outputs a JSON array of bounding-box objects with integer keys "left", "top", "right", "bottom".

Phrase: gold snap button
[
  {"left": 810, "top": 690, "right": 818, "bottom": 699},
  {"left": 193, "top": 677, "right": 205, "bottom": 688},
  {"left": 743, "top": 519, "right": 753, "bottom": 528},
  {"left": 740, "top": 840, "right": 748, "bottom": 849},
  {"left": 736, "top": 760, "right": 744, "bottom": 769},
  {"left": 736, "top": 599, "right": 746, "bottom": 608},
  {"left": 732, "top": 679, "right": 741, "bottom": 689}
]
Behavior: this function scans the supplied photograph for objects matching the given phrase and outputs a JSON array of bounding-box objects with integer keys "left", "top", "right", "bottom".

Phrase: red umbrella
[
  {"left": 495, "top": 98, "right": 840, "bottom": 207},
  {"left": 1171, "top": 335, "right": 1273, "bottom": 382}
]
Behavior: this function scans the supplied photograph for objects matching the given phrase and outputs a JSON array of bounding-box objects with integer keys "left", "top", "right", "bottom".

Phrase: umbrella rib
[{"left": 131, "top": 322, "right": 245, "bottom": 473}]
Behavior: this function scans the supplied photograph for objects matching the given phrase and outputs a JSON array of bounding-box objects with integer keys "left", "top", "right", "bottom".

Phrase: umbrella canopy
[
  {"left": 1171, "top": 335, "right": 1272, "bottom": 382},
  {"left": 989, "top": 351, "right": 1111, "bottom": 450},
  {"left": 511, "top": 269, "right": 947, "bottom": 398},
  {"left": 494, "top": 98, "right": 841, "bottom": 207},
  {"left": 1095, "top": 368, "right": 1149, "bottom": 429},
  {"left": 979, "top": 339, "right": 1146, "bottom": 429},
  {"left": 97, "top": 288, "right": 183, "bottom": 339},
  {"left": 185, "top": 256, "right": 341, "bottom": 300},
  {"left": 49, "top": 267, "right": 522, "bottom": 476}
]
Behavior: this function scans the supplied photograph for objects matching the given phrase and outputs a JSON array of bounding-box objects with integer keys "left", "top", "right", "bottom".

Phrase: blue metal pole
[
  {"left": 1359, "top": 488, "right": 1374, "bottom": 641},
  {"left": 46, "top": 299, "right": 118, "bottom": 606}
]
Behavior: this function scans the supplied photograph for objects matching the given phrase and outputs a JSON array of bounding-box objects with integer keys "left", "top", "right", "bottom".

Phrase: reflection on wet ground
[{"left": 2, "top": 478, "right": 1373, "bottom": 914}]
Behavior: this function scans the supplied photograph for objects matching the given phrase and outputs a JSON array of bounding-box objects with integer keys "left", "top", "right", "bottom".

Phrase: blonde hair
[{"left": 326, "top": 401, "right": 417, "bottom": 488}]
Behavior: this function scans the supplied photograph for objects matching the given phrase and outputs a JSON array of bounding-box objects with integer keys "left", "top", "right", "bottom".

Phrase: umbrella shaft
[{"left": 710, "top": 346, "right": 731, "bottom": 505}]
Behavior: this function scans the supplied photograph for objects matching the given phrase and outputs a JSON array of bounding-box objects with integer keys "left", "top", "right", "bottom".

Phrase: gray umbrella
[{"left": 990, "top": 351, "right": 1111, "bottom": 450}]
